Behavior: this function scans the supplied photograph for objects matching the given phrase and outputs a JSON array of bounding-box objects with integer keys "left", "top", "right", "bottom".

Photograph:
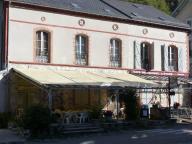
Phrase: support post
[
  {"left": 115, "top": 89, "right": 120, "bottom": 120},
  {"left": 48, "top": 88, "right": 52, "bottom": 110},
  {"left": 168, "top": 77, "right": 171, "bottom": 118},
  {"left": 117, "top": 91, "right": 119, "bottom": 120}
]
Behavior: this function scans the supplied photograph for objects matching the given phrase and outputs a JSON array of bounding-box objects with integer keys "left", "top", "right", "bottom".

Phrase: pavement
[
  {"left": 1, "top": 124, "right": 192, "bottom": 144},
  {"left": 28, "top": 124, "right": 192, "bottom": 144},
  {"left": 0, "top": 129, "right": 25, "bottom": 144}
]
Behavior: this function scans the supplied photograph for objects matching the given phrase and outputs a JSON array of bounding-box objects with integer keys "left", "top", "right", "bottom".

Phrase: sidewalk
[{"left": 0, "top": 129, "right": 25, "bottom": 144}]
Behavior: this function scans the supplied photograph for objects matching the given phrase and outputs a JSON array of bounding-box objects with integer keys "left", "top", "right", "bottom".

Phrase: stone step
[
  {"left": 59, "top": 123, "right": 104, "bottom": 134},
  {"left": 61, "top": 123, "right": 99, "bottom": 128},
  {"left": 63, "top": 126, "right": 99, "bottom": 130},
  {"left": 62, "top": 128, "right": 104, "bottom": 134}
]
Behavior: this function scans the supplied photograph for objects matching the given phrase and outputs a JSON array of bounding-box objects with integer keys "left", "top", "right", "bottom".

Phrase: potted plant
[
  {"left": 103, "top": 110, "right": 113, "bottom": 121},
  {"left": 173, "top": 102, "right": 180, "bottom": 109}
]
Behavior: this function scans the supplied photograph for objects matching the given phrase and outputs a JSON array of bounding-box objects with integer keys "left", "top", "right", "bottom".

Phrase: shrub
[
  {"left": 173, "top": 102, "right": 180, "bottom": 109},
  {"left": 89, "top": 105, "right": 103, "bottom": 120},
  {"left": 0, "top": 113, "right": 11, "bottom": 129},
  {"left": 21, "top": 105, "right": 52, "bottom": 137},
  {"left": 120, "top": 88, "right": 140, "bottom": 120}
]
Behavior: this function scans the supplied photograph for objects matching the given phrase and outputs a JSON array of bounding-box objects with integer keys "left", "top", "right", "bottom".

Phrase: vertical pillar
[
  {"left": 48, "top": 88, "right": 52, "bottom": 110},
  {"left": 168, "top": 77, "right": 171, "bottom": 118},
  {"left": 116, "top": 89, "right": 119, "bottom": 120}
]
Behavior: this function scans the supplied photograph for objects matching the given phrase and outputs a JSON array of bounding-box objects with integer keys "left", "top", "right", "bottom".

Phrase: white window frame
[
  {"left": 110, "top": 39, "right": 121, "bottom": 67},
  {"left": 35, "top": 31, "right": 49, "bottom": 63}
]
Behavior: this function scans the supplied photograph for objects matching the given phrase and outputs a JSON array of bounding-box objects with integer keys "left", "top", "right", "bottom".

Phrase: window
[
  {"left": 110, "top": 39, "right": 121, "bottom": 67},
  {"left": 187, "top": 19, "right": 192, "bottom": 27},
  {"left": 75, "top": 35, "right": 88, "bottom": 65},
  {"left": 140, "top": 42, "right": 153, "bottom": 71},
  {"left": 168, "top": 45, "right": 178, "bottom": 71},
  {"left": 35, "top": 31, "right": 50, "bottom": 63}
]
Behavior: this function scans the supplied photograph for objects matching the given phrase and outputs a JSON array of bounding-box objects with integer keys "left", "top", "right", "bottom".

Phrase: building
[
  {"left": 0, "top": 0, "right": 190, "bottom": 113},
  {"left": 172, "top": 0, "right": 192, "bottom": 107},
  {"left": 172, "top": 0, "right": 192, "bottom": 75}
]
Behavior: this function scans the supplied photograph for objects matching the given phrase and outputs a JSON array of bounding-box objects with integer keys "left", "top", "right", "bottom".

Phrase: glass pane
[
  {"left": 35, "top": 31, "right": 49, "bottom": 63},
  {"left": 43, "top": 32, "right": 49, "bottom": 41},
  {"left": 36, "top": 32, "right": 41, "bottom": 40}
]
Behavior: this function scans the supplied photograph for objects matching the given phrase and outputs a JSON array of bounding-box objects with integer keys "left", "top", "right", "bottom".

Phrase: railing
[{"left": 171, "top": 107, "right": 192, "bottom": 119}]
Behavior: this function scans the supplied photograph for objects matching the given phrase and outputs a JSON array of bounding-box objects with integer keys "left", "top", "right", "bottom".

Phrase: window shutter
[
  {"left": 150, "top": 42, "right": 154, "bottom": 70},
  {"left": 133, "top": 41, "right": 141, "bottom": 69},
  {"left": 178, "top": 48, "right": 183, "bottom": 72},
  {"left": 164, "top": 45, "right": 168, "bottom": 71},
  {"left": 161, "top": 45, "right": 165, "bottom": 71}
]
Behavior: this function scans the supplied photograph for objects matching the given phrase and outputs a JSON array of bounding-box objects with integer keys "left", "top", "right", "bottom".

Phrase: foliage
[
  {"left": 0, "top": 113, "right": 11, "bottom": 129},
  {"left": 120, "top": 88, "right": 141, "bottom": 120},
  {"left": 166, "top": 0, "right": 182, "bottom": 12},
  {"left": 89, "top": 105, "right": 103, "bottom": 119},
  {"left": 126, "top": 0, "right": 170, "bottom": 14},
  {"left": 122, "top": 0, "right": 181, "bottom": 14},
  {"left": 21, "top": 105, "right": 52, "bottom": 137}
]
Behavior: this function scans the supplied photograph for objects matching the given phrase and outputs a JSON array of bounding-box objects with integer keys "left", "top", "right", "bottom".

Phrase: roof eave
[{"left": 8, "top": 0, "right": 191, "bottom": 32}]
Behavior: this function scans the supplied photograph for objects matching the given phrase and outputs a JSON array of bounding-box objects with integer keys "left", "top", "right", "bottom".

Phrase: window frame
[
  {"left": 168, "top": 45, "right": 178, "bottom": 71},
  {"left": 75, "top": 34, "right": 89, "bottom": 66},
  {"left": 140, "top": 42, "right": 153, "bottom": 71},
  {"left": 109, "top": 38, "right": 122, "bottom": 68},
  {"left": 34, "top": 29, "right": 51, "bottom": 63}
]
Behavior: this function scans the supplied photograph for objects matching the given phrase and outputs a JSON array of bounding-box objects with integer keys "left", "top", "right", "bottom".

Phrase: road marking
[
  {"left": 136, "top": 129, "right": 173, "bottom": 133},
  {"left": 136, "top": 128, "right": 192, "bottom": 135}
]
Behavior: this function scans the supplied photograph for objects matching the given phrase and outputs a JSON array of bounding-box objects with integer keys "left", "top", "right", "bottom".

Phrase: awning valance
[{"left": 12, "top": 68, "right": 158, "bottom": 88}]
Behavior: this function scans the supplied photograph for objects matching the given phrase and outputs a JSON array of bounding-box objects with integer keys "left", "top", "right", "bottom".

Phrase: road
[{"left": 29, "top": 124, "right": 192, "bottom": 144}]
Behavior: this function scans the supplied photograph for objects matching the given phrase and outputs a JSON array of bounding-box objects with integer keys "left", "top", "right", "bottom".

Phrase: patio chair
[
  {"left": 77, "top": 112, "right": 89, "bottom": 124},
  {"left": 63, "top": 112, "right": 71, "bottom": 124}
]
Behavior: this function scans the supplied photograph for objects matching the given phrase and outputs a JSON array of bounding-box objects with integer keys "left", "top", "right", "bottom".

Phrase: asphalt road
[{"left": 29, "top": 124, "right": 192, "bottom": 144}]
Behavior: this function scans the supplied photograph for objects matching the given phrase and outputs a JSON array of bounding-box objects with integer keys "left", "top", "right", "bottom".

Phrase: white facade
[
  {"left": 8, "top": 7, "right": 189, "bottom": 76},
  {"left": 0, "top": 2, "right": 190, "bottom": 112}
]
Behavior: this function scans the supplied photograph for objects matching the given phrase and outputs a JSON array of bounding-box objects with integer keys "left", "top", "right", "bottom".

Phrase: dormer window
[
  {"left": 35, "top": 31, "right": 50, "bottom": 63},
  {"left": 187, "top": 19, "right": 192, "bottom": 27},
  {"left": 75, "top": 35, "right": 88, "bottom": 65},
  {"left": 110, "top": 39, "right": 122, "bottom": 67}
]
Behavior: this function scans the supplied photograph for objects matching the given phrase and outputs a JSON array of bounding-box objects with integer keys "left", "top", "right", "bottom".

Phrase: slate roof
[{"left": 8, "top": 0, "right": 190, "bottom": 30}]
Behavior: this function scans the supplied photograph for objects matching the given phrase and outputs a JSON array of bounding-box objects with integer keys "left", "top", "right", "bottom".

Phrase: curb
[{"left": 0, "top": 141, "right": 25, "bottom": 144}]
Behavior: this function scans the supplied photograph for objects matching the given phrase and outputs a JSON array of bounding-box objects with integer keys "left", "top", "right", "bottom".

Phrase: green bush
[
  {"left": 89, "top": 105, "right": 103, "bottom": 120},
  {"left": 121, "top": 88, "right": 140, "bottom": 120},
  {"left": 0, "top": 113, "right": 11, "bottom": 129},
  {"left": 21, "top": 105, "right": 52, "bottom": 137}
]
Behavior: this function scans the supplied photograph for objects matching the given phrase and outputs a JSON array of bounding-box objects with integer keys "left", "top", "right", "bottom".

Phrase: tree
[
  {"left": 165, "top": 0, "right": 181, "bottom": 12},
  {"left": 120, "top": 88, "right": 141, "bottom": 120},
  {"left": 126, "top": 0, "right": 170, "bottom": 14}
]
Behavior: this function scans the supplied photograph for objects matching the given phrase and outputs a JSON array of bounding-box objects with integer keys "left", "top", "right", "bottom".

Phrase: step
[
  {"left": 62, "top": 128, "right": 104, "bottom": 134},
  {"left": 61, "top": 123, "right": 100, "bottom": 128},
  {"left": 63, "top": 126, "right": 101, "bottom": 131}
]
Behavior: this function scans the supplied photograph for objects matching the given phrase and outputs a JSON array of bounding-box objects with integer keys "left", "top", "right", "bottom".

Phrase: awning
[{"left": 12, "top": 68, "right": 158, "bottom": 88}]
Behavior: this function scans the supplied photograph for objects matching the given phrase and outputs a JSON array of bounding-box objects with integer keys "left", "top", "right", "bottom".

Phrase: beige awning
[{"left": 12, "top": 67, "right": 158, "bottom": 88}]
